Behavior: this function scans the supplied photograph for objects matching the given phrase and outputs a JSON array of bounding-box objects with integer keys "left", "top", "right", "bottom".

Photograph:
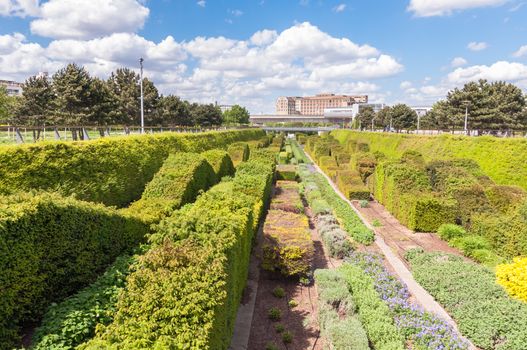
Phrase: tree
[
  {"left": 15, "top": 75, "right": 55, "bottom": 126},
  {"left": 52, "top": 63, "right": 93, "bottom": 125},
  {"left": 86, "top": 78, "right": 120, "bottom": 125},
  {"left": 356, "top": 106, "right": 376, "bottom": 130},
  {"left": 222, "top": 104, "right": 250, "bottom": 124},
  {"left": 189, "top": 103, "right": 222, "bottom": 126},
  {"left": 0, "top": 87, "right": 9, "bottom": 123},
  {"left": 107, "top": 68, "right": 159, "bottom": 125},
  {"left": 391, "top": 104, "right": 418, "bottom": 132},
  {"left": 376, "top": 106, "right": 393, "bottom": 129},
  {"left": 155, "top": 95, "right": 192, "bottom": 126}
]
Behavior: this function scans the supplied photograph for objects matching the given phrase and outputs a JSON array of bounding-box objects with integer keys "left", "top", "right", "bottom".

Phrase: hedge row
[
  {"left": 0, "top": 129, "right": 264, "bottom": 207},
  {"left": 330, "top": 130, "right": 527, "bottom": 191},
  {"left": 314, "top": 269, "right": 369, "bottom": 350},
  {"left": 298, "top": 164, "right": 374, "bottom": 245},
  {"left": 262, "top": 180, "right": 313, "bottom": 277},
  {"left": 0, "top": 193, "right": 149, "bottom": 348},
  {"left": 406, "top": 249, "right": 527, "bottom": 350},
  {"left": 202, "top": 149, "right": 235, "bottom": 180},
  {"left": 80, "top": 157, "right": 275, "bottom": 349},
  {"left": 227, "top": 141, "right": 250, "bottom": 166},
  {"left": 29, "top": 151, "right": 226, "bottom": 349},
  {"left": 336, "top": 170, "right": 370, "bottom": 200}
]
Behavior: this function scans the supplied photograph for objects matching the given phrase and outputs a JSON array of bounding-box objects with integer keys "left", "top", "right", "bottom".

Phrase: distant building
[
  {"left": 276, "top": 93, "right": 368, "bottom": 116},
  {"left": 411, "top": 106, "right": 432, "bottom": 117},
  {"left": 0, "top": 79, "right": 23, "bottom": 96}
]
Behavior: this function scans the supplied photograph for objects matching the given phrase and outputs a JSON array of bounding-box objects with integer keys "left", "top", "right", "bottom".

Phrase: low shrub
[
  {"left": 311, "top": 198, "right": 332, "bottom": 216},
  {"left": 227, "top": 141, "right": 250, "bottom": 166},
  {"left": 202, "top": 149, "right": 235, "bottom": 180},
  {"left": 276, "top": 164, "right": 297, "bottom": 181},
  {"left": 339, "top": 263, "right": 405, "bottom": 350},
  {"left": 449, "top": 235, "right": 492, "bottom": 256},
  {"left": 288, "top": 299, "right": 298, "bottom": 308},
  {"left": 496, "top": 257, "right": 527, "bottom": 303},
  {"left": 0, "top": 193, "right": 148, "bottom": 347},
  {"left": 317, "top": 214, "right": 355, "bottom": 258},
  {"left": 406, "top": 249, "right": 527, "bottom": 350},
  {"left": 272, "top": 287, "right": 286, "bottom": 298},
  {"left": 437, "top": 223, "right": 466, "bottom": 241},
  {"left": 268, "top": 307, "right": 282, "bottom": 321},
  {"left": 281, "top": 331, "right": 293, "bottom": 344},
  {"left": 274, "top": 324, "right": 285, "bottom": 333},
  {"left": 270, "top": 181, "right": 304, "bottom": 214},
  {"left": 336, "top": 170, "right": 370, "bottom": 200},
  {"left": 262, "top": 210, "right": 314, "bottom": 277},
  {"left": 485, "top": 185, "right": 526, "bottom": 213},
  {"left": 290, "top": 139, "right": 310, "bottom": 164},
  {"left": 265, "top": 342, "right": 279, "bottom": 350}
]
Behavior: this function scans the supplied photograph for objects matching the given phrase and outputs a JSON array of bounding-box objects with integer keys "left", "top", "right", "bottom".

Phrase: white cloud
[
  {"left": 333, "top": 4, "right": 346, "bottom": 12},
  {"left": 0, "top": 0, "right": 40, "bottom": 17},
  {"left": 230, "top": 9, "right": 243, "bottom": 16},
  {"left": 400, "top": 80, "right": 413, "bottom": 89},
  {"left": 309, "top": 55, "right": 403, "bottom": 80},
  {"left": 408, "top": 0, "right": 509, "bottom": 17},
  {"left": 30, "top": 0, "right": 149, "bottom": 39},
  {"left": 513, "top": 45, "right": 527, "bottom": 57},
  {"left": 447, "top": 61, "right": 527, "bottom": 83},
  {"left": 451, "top": 56, "right": 467, "bottom": 67},
  {"left": 0, "top": 32, "right": 26, "bottom": 54},
  {"left": 250, "top": 29, "right": 278, "bottom": 46},
  {"left": 467, "top": 41, "right": 488, "bottom": 51},
  {"left": 197, "top": 0, "right": 205, "bottom": 7}
]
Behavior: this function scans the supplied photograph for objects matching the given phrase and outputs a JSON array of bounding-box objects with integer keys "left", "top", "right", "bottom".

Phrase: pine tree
[
  {"left": 52, "top": 63, "right": 93, "bottom": 125},
  {"left": 15, "top": 75, "right": 54, "bottom": 126},
  {"left": 155, "top": 95, "right": 192, "bottom": 126},
  {"left": 391, "top": 104, "right": 417, "bottom": 131}
]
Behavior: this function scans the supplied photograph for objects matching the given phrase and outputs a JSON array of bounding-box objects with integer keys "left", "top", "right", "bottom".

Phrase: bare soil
[{"left": 247, "top": 193, "right": 333, "bottom": 350}]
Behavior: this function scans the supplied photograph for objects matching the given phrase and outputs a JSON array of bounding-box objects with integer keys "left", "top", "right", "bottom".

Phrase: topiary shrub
[
  {"left": 336, "top": 170, "right": 370, "bottom": 200},
  {"left": 437, "top": 223, "right": 466, "bottom": 241},
  {"left": 276, "top": 164, "right": 297, "bottom": 181},
  {"left": 202, "top": 149, "right": 235, "bottom": 180},
  {"left": 485, "top": 185, "right": 527, "bottom": 214},
  {"left": 227, "top": 142, "right": 250, "bottom": 166}
]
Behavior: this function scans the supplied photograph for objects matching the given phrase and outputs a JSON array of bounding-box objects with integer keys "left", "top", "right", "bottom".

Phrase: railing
[{"left": 0, "top": 125, "right": 250, "bottom": 144}]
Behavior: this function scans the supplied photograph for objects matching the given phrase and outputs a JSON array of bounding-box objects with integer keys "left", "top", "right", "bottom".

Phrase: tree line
[
  {"left": 356, "top": 80, "right": 527, "bottom": 134},
  {"left": 0, "top": 63, "right": 250, "bottom": 127}
]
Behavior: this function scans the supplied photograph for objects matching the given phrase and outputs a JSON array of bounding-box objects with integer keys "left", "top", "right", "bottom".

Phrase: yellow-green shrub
[
  {"left": 0, "top": 193, "right": 148, "bottom": 347},
  {"left": 0, "top": 129, "right": 264, "bottom": 207},
  {"left": 227, "top": 142, "right": 250, "bottom": 166},
  {"left": 497, "top": 257, "right": 527, "bottom": 303},
  {"left": 336, "top": 170, "right": 370, "bottom": 200},
  {"left": 202, "top": 149, "right": 235, "bottom": 180}
]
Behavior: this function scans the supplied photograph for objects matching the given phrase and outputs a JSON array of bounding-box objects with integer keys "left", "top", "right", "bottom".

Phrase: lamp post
[
  {"left": 139, "top": 57, "right": 144, "bottom": 134},
  {"left": 462, "top": 100, "right": 470, "bottom": 135},
  {"left": 371, "top": 117, "right": 375, "bottom": 132}
]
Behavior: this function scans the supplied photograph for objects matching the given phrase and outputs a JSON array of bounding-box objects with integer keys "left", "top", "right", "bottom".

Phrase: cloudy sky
[{"left": 1, "top": 0, "right": 527, "bottom": 113}]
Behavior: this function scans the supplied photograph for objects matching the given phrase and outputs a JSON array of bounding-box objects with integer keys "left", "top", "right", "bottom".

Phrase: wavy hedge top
[
  {"left": 0, "top": 129, "right": 264, "bottom": 207},
  {"left": 330, "top": 130, "right": 527, "bottom": 190}
]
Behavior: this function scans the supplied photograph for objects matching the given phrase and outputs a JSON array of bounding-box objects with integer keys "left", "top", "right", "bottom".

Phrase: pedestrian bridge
[{"left": 261, "top": 126, "right": 340, "bottom": 133}]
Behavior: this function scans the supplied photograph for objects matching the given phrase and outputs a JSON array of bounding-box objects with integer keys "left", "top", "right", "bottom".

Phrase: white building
[{"left": 0, "top": 80, "right": 23, "bottom": 96}]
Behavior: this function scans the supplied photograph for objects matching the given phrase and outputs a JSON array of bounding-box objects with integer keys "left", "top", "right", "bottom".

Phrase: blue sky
[{"left": 1, "top": 0, "right": 527, "bottom": 113}]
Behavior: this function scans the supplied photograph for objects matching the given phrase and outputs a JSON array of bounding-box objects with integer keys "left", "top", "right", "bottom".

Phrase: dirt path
[
  {"left": 353, "top": 200, "right": 464, "bottom": 263},
  {"left": 246, "top": 188, "right": 333, "bottom": 350}
]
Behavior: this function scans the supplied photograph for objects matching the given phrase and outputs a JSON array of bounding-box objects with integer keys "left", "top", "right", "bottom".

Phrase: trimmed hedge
[
  {"left": 227, "top": 141, "right": 250, "bottom": 166},
  {"left": 0, "top": 129, "right": 264, "bottom": 207},
  {"left": 202, "top": 149, "right": 235, "bottom": 180},
  {"left": 336, "top": 170, "right": 370, "bottom": 200},
  {"left": 406, "top": 249, "right": 527, "bottom": 350},
  {"left": 331, "top": 130, "right": 527, "bottom": 191},
  {"left": 276, "top": 164, "right": 297, "bottom": 181},
  {"left": 0, "top": 193, "right": 148, "bottom": 347},
  {"left": 80, "top": 158, "right": 275, "bottom": 349},
  {"left": 290, "top": 139, "right": 310, "bottom": 164}
]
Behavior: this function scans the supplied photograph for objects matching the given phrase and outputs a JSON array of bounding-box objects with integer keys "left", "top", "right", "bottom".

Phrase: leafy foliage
[
  {"left": 202, "top": 149, "right": 235, "bottom": 180},
  {"left": 406, "top": 249, "right": 527, "bottom": 350},
  {"left": 496, "top": 257, "right": 527, "bottom": 303},
  {"left": 0, "top": 193, "right": 148, "bottom": 347},
  {"left": 222, "top": 104, "right": 250, "bottom": 124}
]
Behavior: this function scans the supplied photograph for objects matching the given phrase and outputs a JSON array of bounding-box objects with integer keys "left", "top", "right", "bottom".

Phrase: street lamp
[
  {"left": 462, "top": 100, "right": 470, "bottom": 135},
  {"left": 139, "top": 57, "right": 144, "bottom": 134}
]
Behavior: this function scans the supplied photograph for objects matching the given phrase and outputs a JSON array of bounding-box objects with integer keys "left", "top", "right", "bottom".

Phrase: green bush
[
  {"left": 340, "top": 263, "right": 405, "bottom": 350},
  {"left": 0, "top": 129, "right": 264, "bottom": 207},
  {"left": 227, "top": 141, "right": 250, "bottom": 166},
  {"left": 290, "top": 139, "right": 310, "bottom": 164},
  {"left": 31, "top": 255, "right": 136, "bottom": 349},
  {"left": 81, "top": 158, "right": 274, "bottom": 349},
  {"left": 276, "top": 164, "right": 297, "bottom": 181},
  {"left": 437, "top": 223, "right": 466, "bottom": 241},
  {"left": 314, "top": 269, "right": 369, "bottom": 350},
  {"left": 406, "top": 249, "right": 527, "bottom": 350},
  {"left": 485, "top": 185, "right": 526, "bottom": 213},
  {"left": 317, "top": 214, "right": 355, "bottom": 258},
  {"left": 449, "top": 235, "right": 492, "bottom": 256},
  {"left": 268, "top": 307, "right": 282, "bottom": 321},
  {"left": 0, "top": 193, "right": 148, "bottom": 347},
  {"left": 336, "top": 170, "right": 370, "bottom": 200},
  {"left": 202, "top": 149, "right": 235, "bottom": 180}
]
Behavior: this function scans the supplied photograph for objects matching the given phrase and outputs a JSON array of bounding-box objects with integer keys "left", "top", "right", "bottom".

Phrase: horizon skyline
[{"left": 1, "top": 0, "right": 527, "bottom": 113}]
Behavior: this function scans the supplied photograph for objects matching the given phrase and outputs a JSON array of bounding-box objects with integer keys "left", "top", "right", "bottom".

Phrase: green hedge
[
  {"left": 0, "top": 129, "right": 264, "bottom": 207},
  {"left": 80, "top": 158, "right": 275, "bottom": 349},
  {"left": 331, "top": 130, "right": 527, "bottom": 191},
  {"left": 202, "top": 149, "right": 235, "bottom": 180},
  {"left": 0, "top": 193, "right": 148, "bottom": 347},
  {"left": 406, "top": 249, "right": 527, "bottom": 350},
  {"left": 227, "top": 141, "right": 250, "bottom": 166},
  {"left": 336, "top": 170, "right": 370, "bottom": 201}
]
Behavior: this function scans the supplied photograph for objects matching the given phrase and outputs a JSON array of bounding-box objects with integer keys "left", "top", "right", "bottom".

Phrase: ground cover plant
[
  {"left": 0, "top": 129, "right": 263, "bottom": 207},
  {"left": 406, "top": 249, "right": 527, "bottom": 350},
  {"left": 269, "top": 180, "right": 304, "bottom": 213},
  {"left": 496, "top": 257, "right": 527, "bottom": 303}
]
